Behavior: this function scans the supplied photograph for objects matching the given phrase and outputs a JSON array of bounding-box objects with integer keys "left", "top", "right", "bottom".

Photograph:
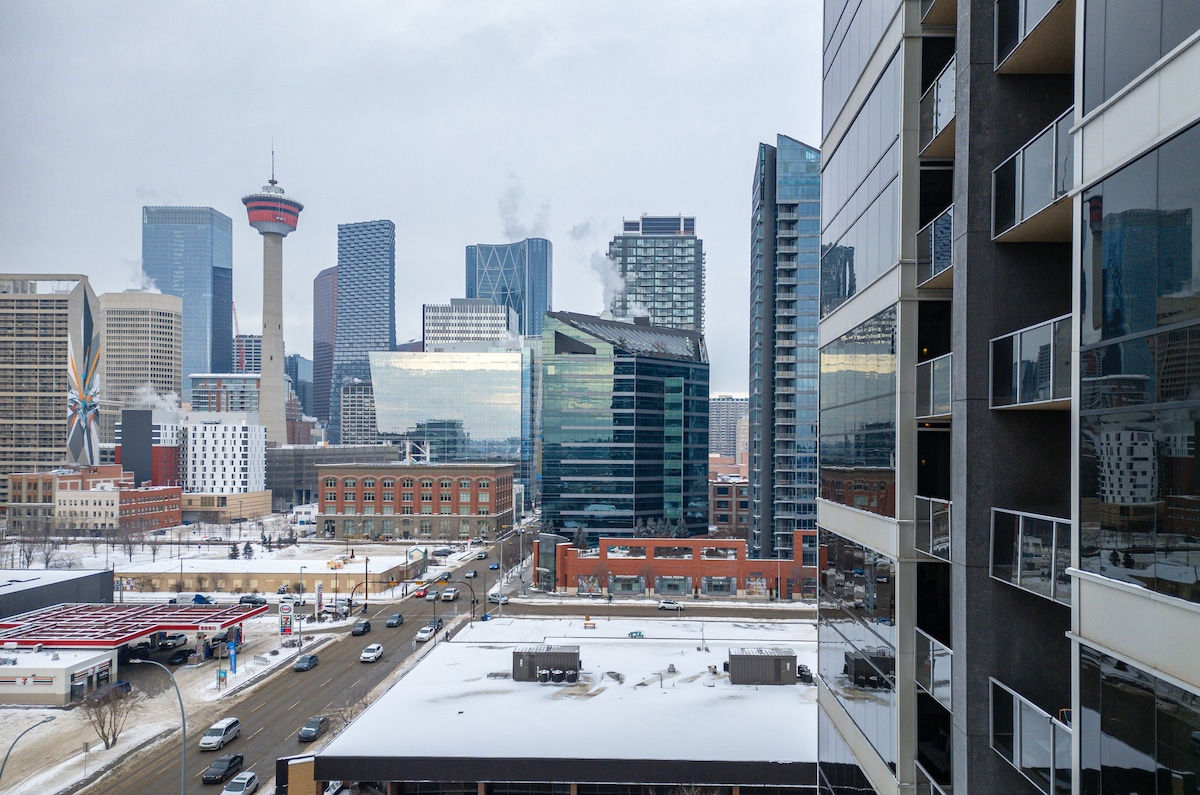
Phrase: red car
[{"left": 413, "top": 587, "right": 428, "bottom": 599}]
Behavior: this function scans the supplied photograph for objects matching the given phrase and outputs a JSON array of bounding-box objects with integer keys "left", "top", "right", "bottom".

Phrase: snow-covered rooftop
[
  {"left": 321, "top": 616, "right": 817, "bottom": 769},
  {"left": 0, "top": 569, "right": 105, "bottom": 595}
]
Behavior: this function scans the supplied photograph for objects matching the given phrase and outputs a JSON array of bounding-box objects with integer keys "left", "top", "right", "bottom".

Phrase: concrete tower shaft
[{"left": 242, "top": 179, "right": 303, "bottom": 446}]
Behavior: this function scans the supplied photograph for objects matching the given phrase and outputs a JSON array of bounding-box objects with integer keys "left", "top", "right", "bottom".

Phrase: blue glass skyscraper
[
  {"left": 329, "top": 220, "right": 396, "bottom": 444},
  {"left": 749, "top": 135, "right": 820, "bottom": 560},
  {"left": 141, "top": 206, "right": 233, "bottom": 400},
  {"left": 465, "top": 238, "right": 552, "bottom": 336}
]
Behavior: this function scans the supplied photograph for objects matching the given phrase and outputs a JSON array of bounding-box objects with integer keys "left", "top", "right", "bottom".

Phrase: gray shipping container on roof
[
  {"left": 728, "top": 648, "right": 796, "bottom": 685},
  {"left": 512, "top": 645, "right": 580, "bottom": 681}
]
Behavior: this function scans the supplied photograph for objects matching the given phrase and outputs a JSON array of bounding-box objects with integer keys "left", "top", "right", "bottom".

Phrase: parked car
[
  {"left": 427, "top": 617, "right": 444, "bottom": 630},
  {"left": 221, "top": 771, "right": 258, "bottom": 795},
  {"left": 475, "top": 551, "right": 488, "bottom": 560},
  {"left": 464, "top": 569, "right": 478, "bottom": 578},
  {"left": 412, "top": 587, "right": 428, "bottom": 599},
  {"left": 167, "top": 648, "right": 193, "bottom": 665},
  {"left": 277, "top": 584, "right": 290, "bottom": 594},
  {"left": 425, "top": 589, "right": 440, "bottom": 601},
  {"left": 360, "top": 643, "right": 383, "bottom": 663},
  {"left": 294, "top": 653, "right": 319, "bottom": 672},
  {"left": 433, "top": 547, "right": 455, "bottom": 556},
  {"left": 201, "top": 754, "right": 243, "bottom": 784},
  {"left": 352, "top": 620, "right": 371, "bottom": 636},
  {"left": 385, "top": 613, "right": 403, "bottom": 627},
  {"left": 238, "top": 594, "right": 267, "bottom": 606},
  {"left": 159, "top": 633, "right": 188, "bottom": 649},
  {"left": 204, "top": 536, "right": 224, "bottom": 543},
  {"left": 298, "top": 715, "right": 329, "bottom": 742},
  {"left": 415, "top": 626, "right": 436, "bottom": 643},
  {"left": 199, "top": 718, "right": 241, "bottom": 751},
  {"left": 126, "top": 641, "right": 152, "bottom": 660},
  {"left": 487, "top": 593, "right": 509, "bottom": 605},
  {"left": 657, "top": 600, "right": 684, "bottom": 611},
  {"left": 280, "top": 594, "right": 307, "bottom": 606},
  {"left": 441, "top": 587, "right": 459, "bottom": 602},
  {"left": 488, "top": 562, "right": 500, "bottom": 570}
]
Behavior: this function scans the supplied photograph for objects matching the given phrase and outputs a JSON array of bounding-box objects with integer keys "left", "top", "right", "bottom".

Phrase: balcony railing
[
  {"left": 916, "top": 627, "right": 953, "bottom": 711},
  {"left": 990, "top": 508, "right": 1071, "bottom": 605},
  {"left": 919, "top": 57, "right": 956, "bottom": 156},
  {"left": 991, "top": 678, "right": 1072, "bottom": 795},
  {"left": 917, "top": 205, "right": 954, "bottom": 286},
  {"left": 916, "top": 353, "right": 953, "bottom": 418},
  {"left": 990, "top": 314, "right": 1070, "bottom": 408},
  {"left": 995, "top": 0, "right": 1074, "bottom": 73},
  {"left": 992, "top": 107, "right": 1074, "bottom": 241},
  {"left": 916, "top": 496, "right": 952, "bottom": 562},
  {"left": 916, "top": 760, "right": 953, "bottom": 795}
]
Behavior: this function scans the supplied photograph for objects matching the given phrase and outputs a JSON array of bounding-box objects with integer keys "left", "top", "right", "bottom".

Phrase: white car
[
  {"left": 658, "top": 600, "right": 684, "bottom": 611},
  {"left": 487, "top": 593, "right": 509, "bottom": 605},
  {"left": 415, "top": 626, "right": 436, "bottom": 643},
  {"left": 280, "top": 594, "right": 307, "bottom": 607},
  {"left": 222, "top": 771, "right": 258, "bottom": 795},
  {"left": 359, "top": 643, "right": 383, "bottom": 663}
]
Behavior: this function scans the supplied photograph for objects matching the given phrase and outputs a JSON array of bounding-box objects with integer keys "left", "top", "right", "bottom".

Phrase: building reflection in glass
[
  {"left": 369, "top": 348, "right": 535, "bottom": 504},
  {"left": 819, "top": 305, "right": 898, "bottom": 518}
]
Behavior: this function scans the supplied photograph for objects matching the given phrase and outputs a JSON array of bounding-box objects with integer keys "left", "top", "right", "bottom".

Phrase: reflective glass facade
[
  {"left": 823, "top": 0, "right": 903, "bottom": 138},
  {"left": 818, "top": 530, "right": 898, "bottom": 772},
  {"left": 1079, "top": 121, "right": 1200, "bottom": 605},
  {"left": 465, "top": 238, "right": 553, "bottom": 337},
  {"left": 312, "top": 265, "right": 337, "bottom": 422},
  {"left": 819, "top": 306, "right": 897, "bottom": 517},
  {"left": 370, "top": 349, "right": 535, "bottom": 504},
  {"left": 1079, "top": 646, "right": 1200, "bottom": 794},
  {"left": 820, "top": 54, "right": 901, "bottom": 317},
  {"left": 749, "top": 136, "right": 821, "bottom": 559},
  {"left": 141, "top": 206, "right": 233, "bottom": 400},
  {"left": 540, "top": 313, "right": 708, "bottom": 539},
  {"left": 330, "top": 221, "right": 396, "bottom": 443}
]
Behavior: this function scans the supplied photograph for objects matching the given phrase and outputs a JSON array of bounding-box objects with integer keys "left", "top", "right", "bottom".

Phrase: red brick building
[
  {"left": 317, "top": 462, "right": 515, "bottom": 541},
  {"left": 709, "top": 477, "right": 750, "bottom": 538},
  {"left": 6, "top": 465, "right": 180, "bottom": 533},
  {"left": 541, "top": 531, "right": 822, "bottom": 600},
  {"left": 118, "top": 486, "right": 182, "bottom": 531}
]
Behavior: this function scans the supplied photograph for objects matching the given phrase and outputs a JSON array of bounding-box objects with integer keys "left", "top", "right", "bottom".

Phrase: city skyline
[{"left": 0, "top": 3, "right": 821, "bottom": 394}]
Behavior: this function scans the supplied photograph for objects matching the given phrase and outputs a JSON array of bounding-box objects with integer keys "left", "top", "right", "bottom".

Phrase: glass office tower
[
  {"left": 312, "top": 265, "right": 337, "bottom": 423},
  {"left": 369, "top": 348, "right": 535, "bottom": 504},
  {"left": 465, "top": 238, "right": 552, "bottom": 337},
  {"left": 607, "top": 215, "right": 705, "bottom": 333},
  {"left": 141, "top": 206, "right": 233, "bottom": 400},
  {"left": 329, "top": 221, "right": 396, "bottom": 443},
  {"left": 540, "top": 312, "right": 709, "bottom": 539},
  {"left": 749, "top": 136, "right": 821, "bottom": 560}
]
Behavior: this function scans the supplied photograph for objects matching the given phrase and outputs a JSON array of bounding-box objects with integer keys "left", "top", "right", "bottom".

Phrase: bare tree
[
  {"left": 80, "top": 687, "right": 140, "bottom": 750},
  {"left": 328, "top": 683, "right": 373, "bottom": 729},
  {"left": 148, "top": 534, "right": 162, "bottom": 562},
  {"left": 194, "top": 574, "right": 208, "bottom": 592}
]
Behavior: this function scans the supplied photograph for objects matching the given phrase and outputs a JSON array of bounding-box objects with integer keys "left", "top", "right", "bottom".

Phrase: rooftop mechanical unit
[
  {"left": 728, "top": 648, "right": 797, "bottom": 685},
  {"left": 512, "top": 645, "right": 580, "bottom": 682}
]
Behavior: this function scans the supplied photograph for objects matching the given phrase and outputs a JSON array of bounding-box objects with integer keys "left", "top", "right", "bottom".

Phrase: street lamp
[
  {"left": 299, "top": 565, "right": 307, "bottom": 647},
  {"left": 0, "top": 715, "right": 54, "bottom": 784},
  {"left": 129, "top": 658, "right": 185, "bottom": 795},
  {"left": 363, "top": 556, "right": 370, "bottom": 610}
]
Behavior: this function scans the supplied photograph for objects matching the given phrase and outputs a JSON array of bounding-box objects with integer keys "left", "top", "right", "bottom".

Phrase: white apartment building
[{"left": 181, "top": 412, "right": 265, "bottom": 494}]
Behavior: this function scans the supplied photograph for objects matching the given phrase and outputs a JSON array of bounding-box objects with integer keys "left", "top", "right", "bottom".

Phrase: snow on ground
[{"left": 323, "top": 616, "right": 818, "bottom": 764}]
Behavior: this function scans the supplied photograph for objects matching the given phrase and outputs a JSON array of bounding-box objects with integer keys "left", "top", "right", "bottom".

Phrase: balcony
[
  {"left": 992, "top": 107, "right": 1073, "bottom": 242},
  {"left": 916, "top": 760, "right": 953, "bottom": 795},
  {"left": 916, "top": 627, "right": 953, "bottom": 711},
  {"left": 921, "top": 0, "right": 956, "bottom": 25},
  {"left": 990, "top": 314, "right": 1070, "bottom": 409},
  {"left": 915, "top": 496, "right": 952, "bottom": 562},
  {"left": 917, "top": 205, "right": 954, "bottom": 287},
  {"left": 990, "top": 508, "right": 1071, "bottom": 605},
  {"left": 991, "top": 678, "right": 1072, "bottom": 795},
  {"left": 916, "top": 353, "right": 952, "bottom": 419},
  {"left": 776, "top": 244, "right": 798, "bottom": 255},
  {"left": 919, "top": 56, "right": 956, "bottom": 157},
  {"left": 995, "top": 0, "right": 1074, "bottom": 73}
]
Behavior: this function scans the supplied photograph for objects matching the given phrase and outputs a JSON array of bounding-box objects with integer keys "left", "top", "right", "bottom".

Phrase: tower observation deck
[{"left": 242, "top": 178, "right": 303, "bottom": 446}]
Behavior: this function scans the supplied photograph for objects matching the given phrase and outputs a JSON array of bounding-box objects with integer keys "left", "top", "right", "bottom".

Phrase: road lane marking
[
  {"left": 320, "top": 676, "right": 333, "bottom": 687},
  {"left": 156, "top": 763, "right": 171, "bottom": 776},
  {"left": 247, "top": 727, "right": 263, "bottom": 741},
  {"left": 288, "top": 699, "right": 302, "bottom": 710},
  {"left": 350, "top": 677, "right": 362, "bottom": 689},
  {"left": 251, "top": 700, "right": 267, "bottom": 712}
]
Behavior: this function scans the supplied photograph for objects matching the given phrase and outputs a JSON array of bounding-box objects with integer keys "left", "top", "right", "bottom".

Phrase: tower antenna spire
[{"left": 270, "top": 138, "right": 277, "bottom": 186}]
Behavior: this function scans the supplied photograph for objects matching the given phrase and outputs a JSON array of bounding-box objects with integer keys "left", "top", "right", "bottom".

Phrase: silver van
[{"left": 199, "top": 717, "right": 241, "bottom": 750}]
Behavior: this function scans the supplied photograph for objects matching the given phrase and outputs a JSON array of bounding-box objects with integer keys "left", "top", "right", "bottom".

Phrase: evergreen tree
[
  {"left": 229, "top": 544, "right": 239, "bottom": 560},
  {"left": 243, "top": 541, "right": 254, "bottom": 560}
]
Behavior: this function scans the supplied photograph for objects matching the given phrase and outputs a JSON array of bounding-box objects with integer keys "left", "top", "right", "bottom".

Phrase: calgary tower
[{"left": 242, "top": 164, "right": 303, "bottom": 445}]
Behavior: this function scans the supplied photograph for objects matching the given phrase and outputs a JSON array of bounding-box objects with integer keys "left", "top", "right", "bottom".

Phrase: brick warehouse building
[
  {"left": 542, "top": 532, "right": 822, "bottom": 600},
  {"left": 317, "top": 462, "right": 514, "bottom": 541}
]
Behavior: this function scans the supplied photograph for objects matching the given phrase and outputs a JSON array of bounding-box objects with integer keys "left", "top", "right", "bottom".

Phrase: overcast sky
[{"left": 0, "top": 2, "right": 821, "bottom": 395}]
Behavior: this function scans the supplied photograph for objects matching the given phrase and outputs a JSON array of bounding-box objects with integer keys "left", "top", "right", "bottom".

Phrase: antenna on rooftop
[{"left": 270, "top": 137, "right": 276, "bottom": 186}]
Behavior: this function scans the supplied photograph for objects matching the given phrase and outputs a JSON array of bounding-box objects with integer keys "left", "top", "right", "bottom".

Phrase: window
[
  {"left": 420, "top": 479, "right": 433, "bottom": 488},
  {"left": 478, "top": 479, "right": 490, "bottom": 489},
  {"left": 478, "top": 492, "right": 490, "bottom": 503},
  {"left": 402, "top": 478, "right": 414, "bottom": 488},
  {"left": 401, "top": 506, "right": 413, "bottom": 515},
  {"left": 324, "top": 477, "right": 337, "bottom": 488},
  {"left": 477, "top": 508, "right": 489, "bottom": 515},
  {"left": 382, "top": 479, "right": 394, "bottom": 488},
  {"left": 363, "top": 492, "right": 375, "bottom": 502},
  {"left": 459, "top": 492, "right": 471, "bottom": 502},
  {"left": 440, "top": 479, "right": 453, "bottom": 489},
  {"left": 402, "top": 492, "right": 413, "bottom": 502},
  {"left": 324, "top": 492, "right": 336, "bottom": 502},
  {"left": 363, "top": 479, "right": 375, "bottom": 489},
  {"left": 459, "top": 479, "right": 472, "bottom": 489},
  {"left": 344, "top": 479, "right": 357, "bottom": 489},
  {"left": 421, "top": 491, "right": 432, "bottom": 502},
  {"left": 382, "top": 492, "right": 393, "bottom": 502}
]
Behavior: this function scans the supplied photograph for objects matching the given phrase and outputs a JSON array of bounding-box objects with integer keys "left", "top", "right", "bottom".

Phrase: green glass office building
[{"left": 540, "top": 312, "right": 709, "bottom": 540}]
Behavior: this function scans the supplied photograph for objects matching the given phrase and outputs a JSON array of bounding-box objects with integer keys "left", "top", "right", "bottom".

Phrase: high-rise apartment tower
[{"left": 607, "top": 215, "right": 704, "bottom": 333}]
